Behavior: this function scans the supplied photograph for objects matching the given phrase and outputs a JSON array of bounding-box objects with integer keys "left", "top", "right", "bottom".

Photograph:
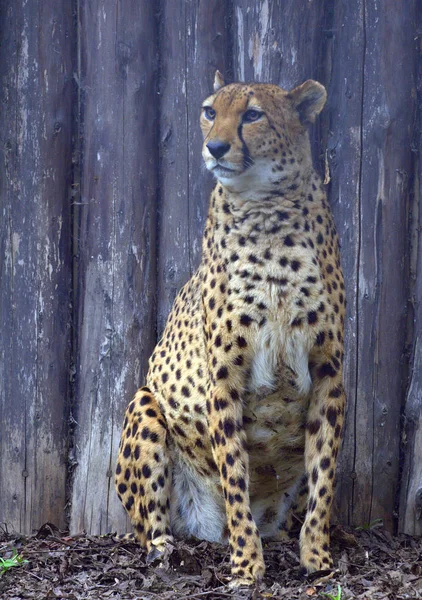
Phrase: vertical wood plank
[
  {"left": 350, "top": 0, "right": 417, "bottom": 529},
  {"left": 70, "top": 0, "right": 159, "bottom": 535},
  {"left": 0, "top": 1, "right": 74, "bottom": 532},
  {"left": 157, "top": 0, "right": 232, "bottom": 334},
  {"left": 399, "top": 30, "right": 422, "bottom": 534},
  {"left": 232, "top": 0, "right": 329, "bottom": 86},
  {"left": 325, "top": 0, "right": 364, "bottom": 526}
]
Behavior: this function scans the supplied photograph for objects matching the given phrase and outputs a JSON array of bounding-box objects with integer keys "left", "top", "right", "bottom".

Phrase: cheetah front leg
[
  {"left": 115, "top": 387, "right": 173, "bottom": 560},
  {"left": 206, "top": 330, "right": 265, "bottom": 586},
  {"left": 300, "top": 362, "right": 346, "bottom": 574}
]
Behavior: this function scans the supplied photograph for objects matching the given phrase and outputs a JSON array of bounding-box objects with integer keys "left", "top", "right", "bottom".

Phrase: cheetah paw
[
  {"left": 146, "top": 535, "right": 174, "bottom": 565},
  {"left": 299, "top": 550, "right": 333, "bottom": 578},
  {"left": 228, "top": 559, "right": 266, "bottom": 588}
]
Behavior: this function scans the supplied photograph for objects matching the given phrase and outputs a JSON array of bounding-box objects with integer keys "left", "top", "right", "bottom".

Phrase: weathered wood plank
[
  {"left": 350, "top": 0, "right": 417, "bottom": 530},
  {"left": 399, "top": 36, "right": 422, "bottom": 534},
  {"left": 70, "top": 0, "right": 159, "bottom": 535},
  {"left": 232, "top": 0, "right": 329, "bottom": 86},
  {"left": 325, "top": 0, "right": 364, "bottom": 527},
  {"left": 157, "top": 0, "right": 232, "bottom": 335},
  {"left": 0, "top": 1, "right": 74, "bottom": 532}
]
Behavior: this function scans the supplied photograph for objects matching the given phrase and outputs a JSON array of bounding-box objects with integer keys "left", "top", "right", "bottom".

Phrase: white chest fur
[{"left": 249, "top": 319, "right": 312, "bottom": 397}]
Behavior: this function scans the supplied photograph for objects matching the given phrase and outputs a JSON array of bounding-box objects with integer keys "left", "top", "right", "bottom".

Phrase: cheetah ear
[
  {"left": 289, "top": 80, "right": 327, "bottom": 125},
  {"left": 214, "top": 70, "right": 225, "bottom": 92}
]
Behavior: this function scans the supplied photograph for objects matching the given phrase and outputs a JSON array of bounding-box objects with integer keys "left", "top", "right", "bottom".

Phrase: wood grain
[
  {"left": 0, "top": 0, "right": 74, "bottom": 533},
  {"left": 70, "top": 0, "right": 159, "bottom": 535}
]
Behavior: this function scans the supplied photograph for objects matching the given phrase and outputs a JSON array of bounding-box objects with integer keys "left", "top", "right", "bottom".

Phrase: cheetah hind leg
[
  {"left": 115, "top": 387, "right": 173, "bottom": 561},
  {"left": 274, "top": 475, "right": 308, "bottom": 541}
]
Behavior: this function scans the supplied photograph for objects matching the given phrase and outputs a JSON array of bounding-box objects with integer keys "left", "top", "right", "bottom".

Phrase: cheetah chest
[{"left": 248, "top": 317, "right": 313, "bottom": 398}]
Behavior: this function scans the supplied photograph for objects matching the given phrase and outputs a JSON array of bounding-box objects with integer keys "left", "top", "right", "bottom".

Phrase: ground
[{"left": 0, "top": 524, "right": 420, "bottom": 599}]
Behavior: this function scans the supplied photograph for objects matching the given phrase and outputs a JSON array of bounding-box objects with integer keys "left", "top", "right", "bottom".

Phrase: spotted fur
[{"left": 115, "top": 71, "right": 346, "bottom": 587}]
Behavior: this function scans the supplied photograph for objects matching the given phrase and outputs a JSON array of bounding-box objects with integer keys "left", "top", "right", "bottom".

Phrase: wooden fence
[{"left": 0, "top": 0, "right": 421, "bottom": 538}]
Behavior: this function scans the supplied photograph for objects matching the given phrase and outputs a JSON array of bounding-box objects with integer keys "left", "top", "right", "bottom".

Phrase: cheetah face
[{"left": 200, "top": 71, "right": 326, "bottom": 195}]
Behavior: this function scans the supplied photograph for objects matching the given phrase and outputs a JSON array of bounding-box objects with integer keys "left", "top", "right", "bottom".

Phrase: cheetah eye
[
  {"left": 243, "top": 109, "right": 263, "bottom": 123},
  {"left": 203, "top": 106, "right": 216, "bottom": 121}
]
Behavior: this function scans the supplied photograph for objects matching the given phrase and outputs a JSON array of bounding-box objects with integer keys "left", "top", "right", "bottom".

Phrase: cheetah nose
[{"left": 206, "top": 140, "right": 231, "bottom": 160}]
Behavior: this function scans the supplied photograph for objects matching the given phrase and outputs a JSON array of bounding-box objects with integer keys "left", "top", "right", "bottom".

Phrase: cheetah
[{"left": 115, "top": 71, "right": 346, "bottom": 586}]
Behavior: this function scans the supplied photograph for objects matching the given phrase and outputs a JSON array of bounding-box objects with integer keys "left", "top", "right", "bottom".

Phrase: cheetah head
[{"left": 201, "top": 71, "right": 326, "bottom": 195}]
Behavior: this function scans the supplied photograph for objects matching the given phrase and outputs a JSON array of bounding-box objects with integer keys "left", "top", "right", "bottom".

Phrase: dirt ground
[{"left": 0, "top": 523, "right": 421, "bottom": 599}]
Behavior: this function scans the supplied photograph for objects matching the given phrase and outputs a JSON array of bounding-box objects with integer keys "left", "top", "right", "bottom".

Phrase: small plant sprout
[
  {"left": 0, "top": 549, "right": 28, "bottom": 576},
  {"left": 355, "top": 518, "right": 383, "bottom": 531},
  {"left": 320, "top": 584, "right": 342, "bottom": 600}
]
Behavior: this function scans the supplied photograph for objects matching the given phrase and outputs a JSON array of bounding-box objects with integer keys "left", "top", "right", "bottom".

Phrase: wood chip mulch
[{"left": 0, "top": 523, "right": 421, "bottom": 599}]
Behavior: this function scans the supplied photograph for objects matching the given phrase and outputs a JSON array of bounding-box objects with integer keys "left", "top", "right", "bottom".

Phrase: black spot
[
  {"left": 279, "top": 256, "right": 288, "bottom": 267},
  {"left": 327, "top": 407, "right": 337, "bottom": 427},
  {"left": 291, "top": 260, "right": 301, "bottom": 271},
  {"left": 320, "top": 457, "right": 331, "bottom": 470},
  {"left": 307, "top": 311, "right": 318, "bottom": 325},
  {"left": 123, "top": 444, "right": 131, "bottom": 459},
  {"left": 181, "top": 386, "right": 191, "bottom": 397},
  {"left": 146, "top": 408, "right": 157, "bottom": 418},
  {"left": 226, "top": 453, "right": 235, "bottom": 466},
  {"left": 316, "top": 331, "right": 325, "bottom": 346},
  {"left": 318, "top": 362, "right": 337, "bottom": 378},
  {"left": 284, "top": 235, "right": 294, "bottom": 247},
  {"left": 230, "top": 389, "right": 240, "bottom": 400},
  {"left": 307, "top": 420, "right": 321, "bottom": 435},
  {"left": 237, "top": 336, "right": 247, "bottom": 348},
  {"left": 125, "top": 496, "right": 134, "bottom": 510},
  {"left": 223, "top": 418, "right": 235, "bottom": 438},
  {"left": 240, "top": 314, "right": 252, "bottom": 326},
  {"left": 217, "top": 366, "right": 229, "bottom": 379},
  {"left": 118, "top": 483, "right": 127, "bottom": 494},
  {"left": 195, "top": 421, "right": 205, "bottom": 434},
  {"left": 317, "top": 232, "right": 324, "bottom": 245},
  {"left": 142, "top": 465, "right": 151, "bottom": 478}
]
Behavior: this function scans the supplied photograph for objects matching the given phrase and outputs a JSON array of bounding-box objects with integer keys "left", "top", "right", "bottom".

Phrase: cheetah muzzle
[{"left": 115, "top": 70, "right": 346, "bottom": 587}]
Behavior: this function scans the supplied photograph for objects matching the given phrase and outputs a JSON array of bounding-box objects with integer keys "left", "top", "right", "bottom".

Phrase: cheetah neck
[{"left": 208, "top": 169, "right": 325, "bottom": 242}]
